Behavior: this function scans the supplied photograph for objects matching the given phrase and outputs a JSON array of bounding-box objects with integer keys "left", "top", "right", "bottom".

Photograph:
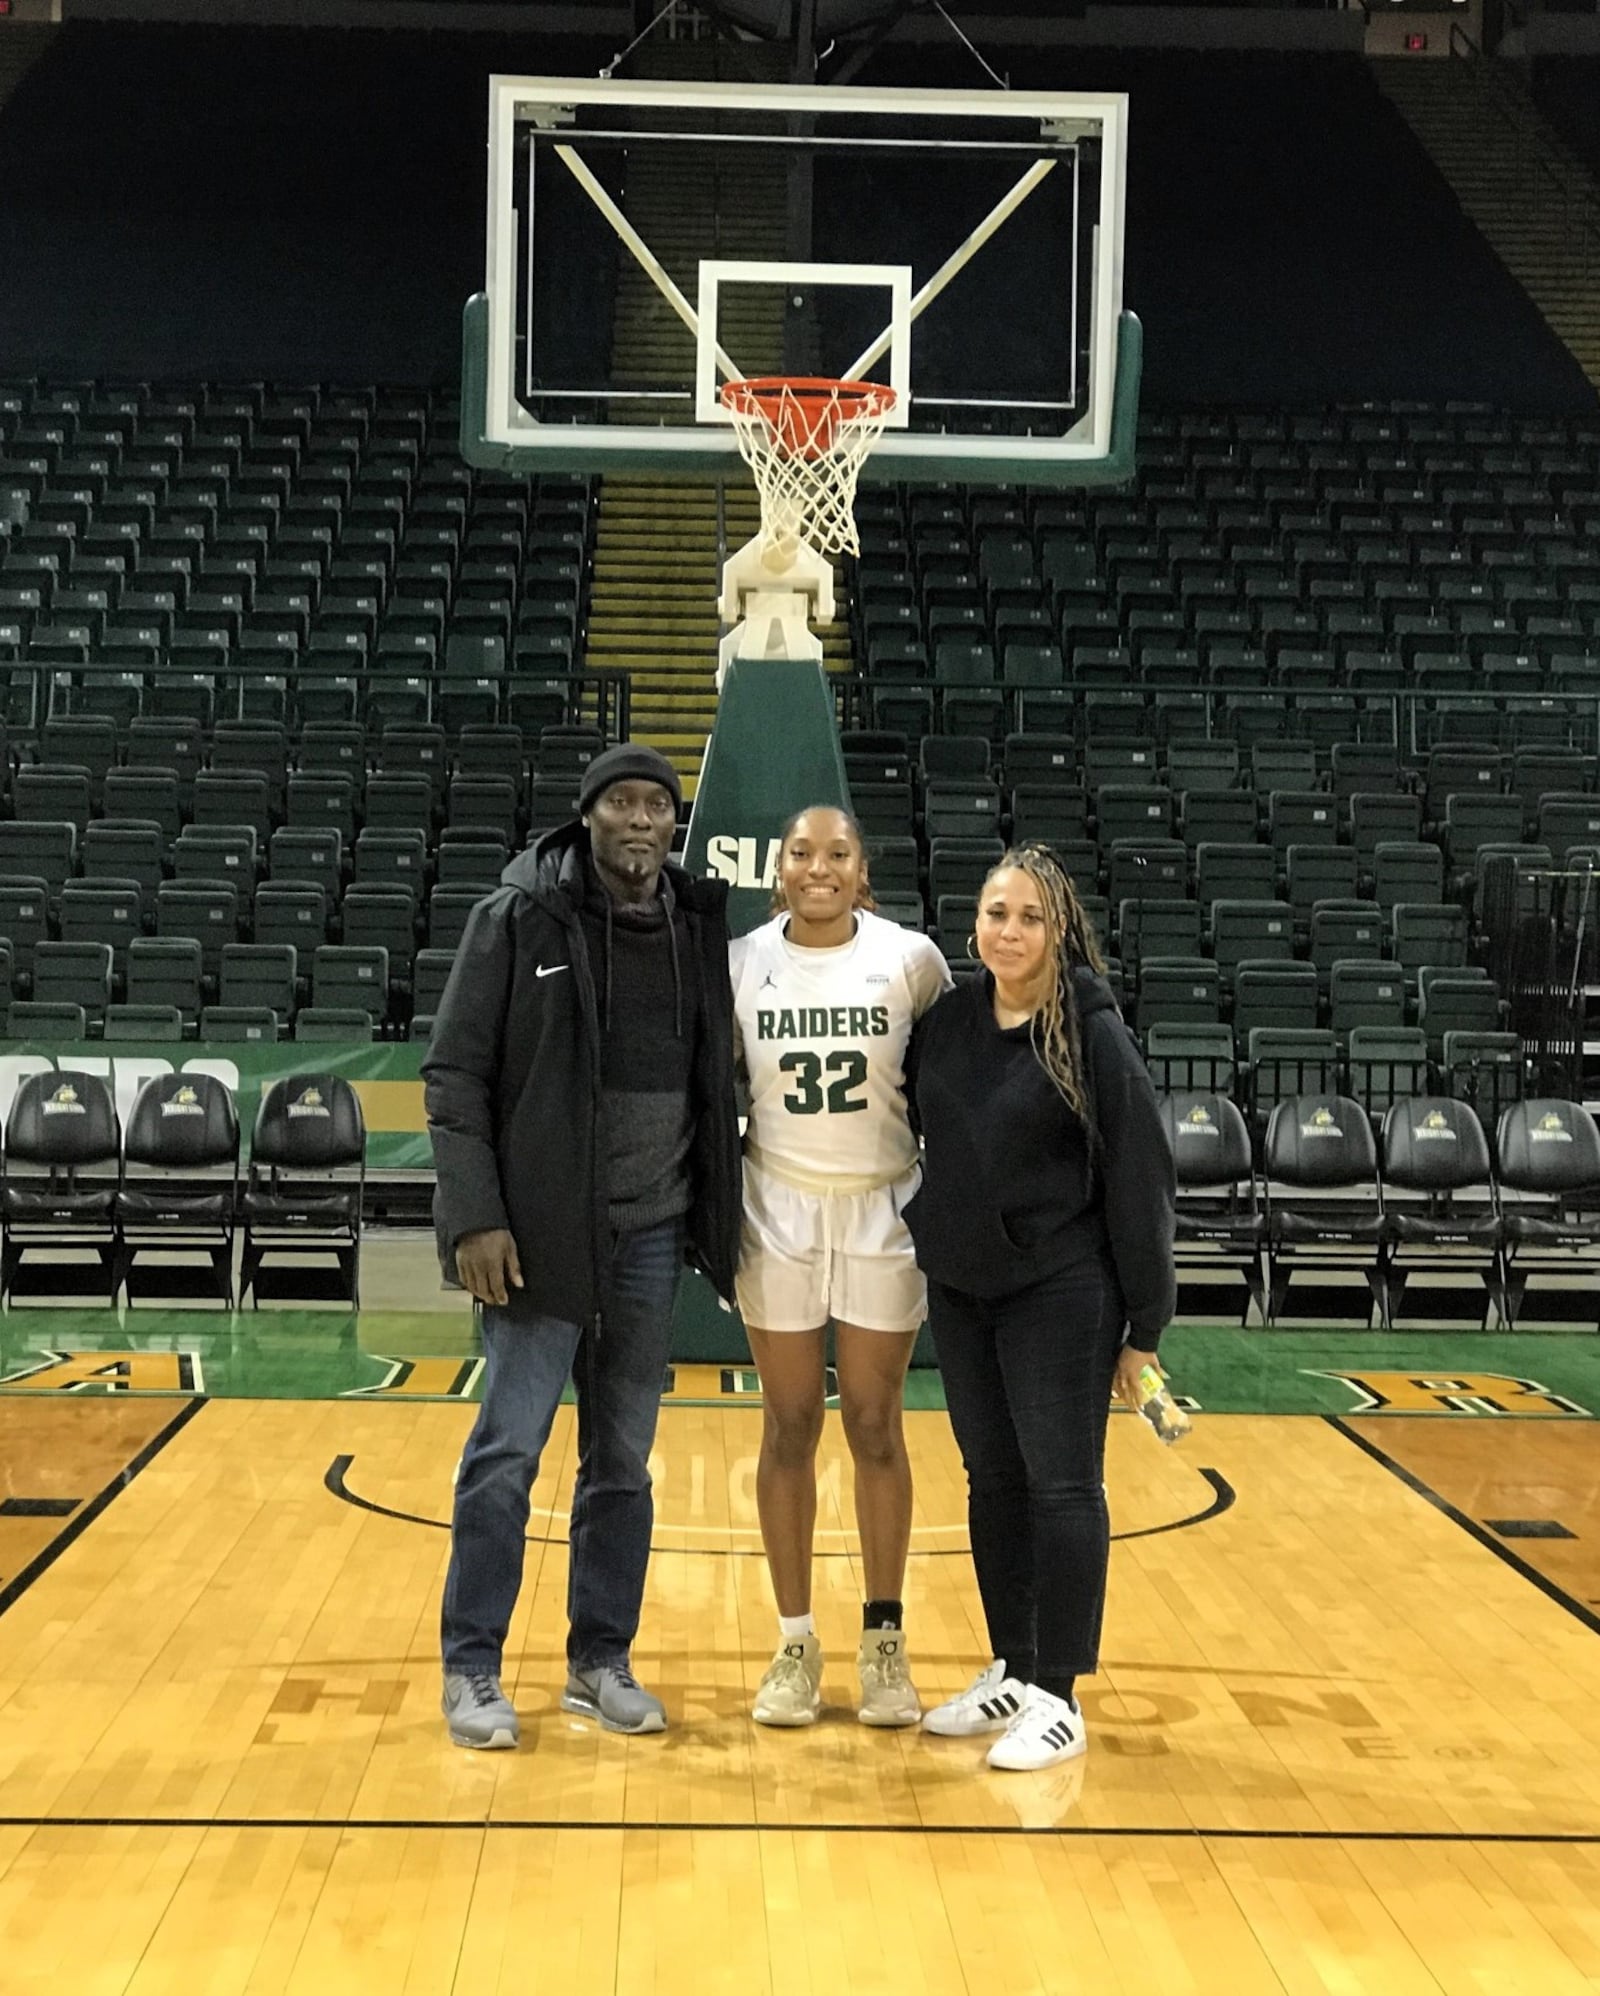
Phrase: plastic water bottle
[{"left": 1136, "top": 1364, "right": 1191, "bottom": 1446}]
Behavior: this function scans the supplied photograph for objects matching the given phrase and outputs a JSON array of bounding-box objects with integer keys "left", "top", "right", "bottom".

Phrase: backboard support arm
[
  {"left": 844, "top": 154, "right": 1058, "bottom": 382},
  {"left": 553, "top": 142, "right": 742, "bottom": 382}
]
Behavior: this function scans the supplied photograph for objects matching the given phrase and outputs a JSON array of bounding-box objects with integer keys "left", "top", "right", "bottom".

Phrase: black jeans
[{"left": 928, "top": 1253, "right": 1127, "bottom": 1689}]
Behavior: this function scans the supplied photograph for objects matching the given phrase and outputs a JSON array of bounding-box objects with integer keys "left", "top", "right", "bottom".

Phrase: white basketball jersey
[{"left": 731, "top": 910, "right": 952, "bottom": 1183}]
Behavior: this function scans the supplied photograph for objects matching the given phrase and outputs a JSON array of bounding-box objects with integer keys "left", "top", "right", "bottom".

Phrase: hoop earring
[{"left": 967, "top": 932, "right": 978, "bottom": 959}]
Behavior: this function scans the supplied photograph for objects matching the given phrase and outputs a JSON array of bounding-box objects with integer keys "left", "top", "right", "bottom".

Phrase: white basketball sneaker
[
  {"left": 985, "top": 1685, "right": 1087, "bottom": 1772},
  {"left": 920, "top": 1659, "right": 1026, "bottom": 1737},
  {"left": 752, "top": 1634, "right": 824, "bottom": 1727},
  {"left": 856, "top": 1627, "right": 921, "bottom": 1728}
]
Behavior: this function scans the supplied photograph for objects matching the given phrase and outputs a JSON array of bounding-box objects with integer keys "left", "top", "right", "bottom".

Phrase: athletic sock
[
  {"left": 778, "top": 1612, "right": 816, "bottom": 1641},
  {"left": 863, "top": 1598, "right": 903, "bottom": 1631}
]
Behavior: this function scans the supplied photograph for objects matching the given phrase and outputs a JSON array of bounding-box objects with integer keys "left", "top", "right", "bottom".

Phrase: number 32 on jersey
[{"left": 778, "top": 1048, "right": 868, "bottom": 1115}]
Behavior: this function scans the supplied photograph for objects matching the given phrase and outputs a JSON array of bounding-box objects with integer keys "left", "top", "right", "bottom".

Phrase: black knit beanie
[{"left": 578, "top": 743, "right": 684, "bottom": 817}]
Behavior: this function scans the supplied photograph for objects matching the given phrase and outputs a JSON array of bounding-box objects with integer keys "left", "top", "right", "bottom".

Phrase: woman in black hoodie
[{"left": 904, "top": 843, "right": 1176, "bottom": 1772}]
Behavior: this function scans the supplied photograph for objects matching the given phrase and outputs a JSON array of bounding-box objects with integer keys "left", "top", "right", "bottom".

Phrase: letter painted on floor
[
  {"left": 1313, "top": 1370, "right": 1588, "bottom": 1415},
  {"left": 344, "top": 1358, "right": 483, "bottom": 1400},
  {"left": 1229, "top": 1687, "right": 1379, "bottom": 1730},
  {"left": 0, "top": 1351, "right": 203, "bottom": 1394}
]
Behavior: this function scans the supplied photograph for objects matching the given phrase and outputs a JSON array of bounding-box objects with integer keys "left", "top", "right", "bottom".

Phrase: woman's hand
[{"left": 1114, "top": 1345, "right": 1158, "bottom": 1412}]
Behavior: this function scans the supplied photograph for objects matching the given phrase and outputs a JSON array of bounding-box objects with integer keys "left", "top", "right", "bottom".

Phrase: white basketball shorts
[{"left": 735, "top": 1161, "right": 927, "bottom": 1335}]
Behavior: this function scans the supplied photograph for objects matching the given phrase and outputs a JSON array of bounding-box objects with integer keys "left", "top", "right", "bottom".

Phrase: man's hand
[{"left": 456, "top": 1228, "right": 524, "bottom": 1307}]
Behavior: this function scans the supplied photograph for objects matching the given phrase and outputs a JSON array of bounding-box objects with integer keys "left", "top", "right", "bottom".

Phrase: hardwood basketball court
[{"left": 2, "top": 1293, "right": 1599, "bottom": 1993}]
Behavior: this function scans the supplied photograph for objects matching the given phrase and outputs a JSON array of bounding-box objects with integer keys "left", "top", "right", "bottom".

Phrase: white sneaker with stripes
[
  {"left": 920, "top": 1659, "right": 1026, "bottom": 1738},
  {"left": 985, "top": 1685, "right": 1087, "bottom": 1771}
]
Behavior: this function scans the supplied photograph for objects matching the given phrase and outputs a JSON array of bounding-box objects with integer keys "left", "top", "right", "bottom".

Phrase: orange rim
[{"left": 721, "top": 375, "right": 896, "bottom": 459}]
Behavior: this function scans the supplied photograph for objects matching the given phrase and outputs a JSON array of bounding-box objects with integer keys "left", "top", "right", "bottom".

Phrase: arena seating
[
  {"left": 0, "top": 374, "right": 614, "bottom": 1037},
  {"left": 0, "top": 1064, "right": 367, "bottom": 1304},
  {"left": 0, "top": 1065, "right": 121, "bottom": 1302},
  {"left": 835, "top": 399, "right": 1600, "bottom": 1174},
  {"left": 5, "top": 386, "right": 1600, "bottom": 1084},
  {"left": 1161, "top": 1086, "right": 1600, "bottom": 1327},
  {"left": 115, "top": 1068, "right": 240, "bottom": 1304},
  {"left": 238, "top": 1072, "right": 366, "bottom": 1306}
]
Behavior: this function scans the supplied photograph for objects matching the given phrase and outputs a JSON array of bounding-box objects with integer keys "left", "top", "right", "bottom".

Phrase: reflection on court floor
[{"left": 1, "top": 1396, "right": 1598, "bottom": 1990}]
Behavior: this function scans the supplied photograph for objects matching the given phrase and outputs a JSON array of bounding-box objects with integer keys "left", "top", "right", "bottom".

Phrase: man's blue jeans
[{"left": 440, "top": 1218, "right": 683, "bottom": 1675}]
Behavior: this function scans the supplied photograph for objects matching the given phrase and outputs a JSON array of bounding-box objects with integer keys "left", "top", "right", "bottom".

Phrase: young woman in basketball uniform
[
  {"left": 730, "top": 805, "right": 952, "bottom": 1728},
  {"left": 905, "top": 843, "right": 1176, "bottom": 1771}
]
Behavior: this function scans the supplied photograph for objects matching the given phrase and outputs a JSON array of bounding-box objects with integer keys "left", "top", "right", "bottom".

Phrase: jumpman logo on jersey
[{"left": 760, "top": 972, "right": 778, "bottom": 991}]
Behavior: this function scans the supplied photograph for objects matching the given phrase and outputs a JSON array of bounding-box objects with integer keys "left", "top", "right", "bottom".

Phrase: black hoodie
[
  {"left": 422, "top": 821, "right": 742, "bottom": 1325},
  {"left": 904, "top": 965, "right": 1176, "bottom": 1347}
]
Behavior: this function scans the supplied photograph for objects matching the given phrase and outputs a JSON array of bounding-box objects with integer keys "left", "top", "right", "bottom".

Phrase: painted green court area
[{"left": 0, "top": 1310, "right": 1596, "bottom": 1417}]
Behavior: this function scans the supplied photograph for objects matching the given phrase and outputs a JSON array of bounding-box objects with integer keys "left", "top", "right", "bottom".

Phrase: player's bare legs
[
  {"left": 834, "top": 1323, "right": 918, "bottom": 1603},
  {"left": 745, "top": 1322, "right": 828, "bottom": 1616},
  {"left": 836, "top": 1321, "right": 923, "bottom": 1726},
  {"left": 746, "top": 1319, "right": 921, "bottom": 1727}
]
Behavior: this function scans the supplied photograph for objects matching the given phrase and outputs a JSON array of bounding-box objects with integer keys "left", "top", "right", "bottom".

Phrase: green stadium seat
[
  {"left": 1117, "top": 899, "right": 1202, "bottom": 984},
  {"left": 1248, "top": 1027, "right": 1340, "bottom": 1134},
  {"left": 1232, "top": 960, "right": 1319, "bottom": 1039},
  {"left": 1134, "top": 959, "right": 1222, "bottom": 1032},
  {"left": 1347, "top": 1025, "right": 1431, "bottom": 1119},
  {"left": 1328, "top": 959, "right": 1407, "bottom": 1042},
  {"left": 1143, "top": 1022, "right": 1237, "bottom": 1095},
  {"left": 1195, "top": 842, "right": 1275, "bottom": 906}
]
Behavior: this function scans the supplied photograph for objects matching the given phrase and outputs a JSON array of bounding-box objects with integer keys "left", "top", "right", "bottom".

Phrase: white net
[{"left": 721, "top": 377, "right": 896, "bottom": 559}]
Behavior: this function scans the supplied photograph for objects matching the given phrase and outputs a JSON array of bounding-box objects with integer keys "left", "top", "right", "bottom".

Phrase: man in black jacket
[{"left": 424, "top": 743, "right": 741, "bottom": 1749}]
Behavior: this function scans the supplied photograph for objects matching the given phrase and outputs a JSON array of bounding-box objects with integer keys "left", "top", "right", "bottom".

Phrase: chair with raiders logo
[
  {"left": 1, "top": 1070, "right": 121, "bottom": 1303},
  {"left": 1157, "top": 1089, "right": 1267, "bottom": 1325},
  {"left": 1262, "top": 1094, "right": 1388, "bottom": 1326},
  {"left": 239, "top": 1075, "right": 367, "bottom": 1308},
  {"left": 1494, "top": 1097, "right": 1600, "bottom": 1329},
  {"left": 114, "top": 1072, "right": 240, "bottom": 1306},
  {"left": 1378, "top": 1095, "right": 1501, "bottom": 1327}
]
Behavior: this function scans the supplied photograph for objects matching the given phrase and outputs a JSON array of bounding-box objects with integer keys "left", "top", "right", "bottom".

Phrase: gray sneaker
[
  {"left": 561, "top": 1662, "right": 667, "bottom": 1734},
  {"left": 442, "top": 1670, "right": 519, "bottom": 1750}
]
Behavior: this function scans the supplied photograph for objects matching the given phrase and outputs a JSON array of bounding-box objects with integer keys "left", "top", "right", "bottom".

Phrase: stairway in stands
[
  {"left": 0, "top": 22, "right": 54, "bottom": 116},
  {"left": 584, "top": 38, "right": 852, "bottom": 796},
  {"left": 1374, "top": 56, "right": 1600, "bottom": 389}
]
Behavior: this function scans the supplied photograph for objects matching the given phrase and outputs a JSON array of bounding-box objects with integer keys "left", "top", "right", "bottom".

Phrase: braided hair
[
  {"left": 769, "top": 804, "right": 879, "bottom": 917},
  {"left": 979, "top": 842, "right": 1105, "bottom": 1126}
]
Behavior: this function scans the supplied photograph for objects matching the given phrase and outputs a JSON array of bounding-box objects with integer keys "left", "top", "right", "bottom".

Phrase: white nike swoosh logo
[{"left": 536, "top": 964, "right": 569, "bottom": 979}]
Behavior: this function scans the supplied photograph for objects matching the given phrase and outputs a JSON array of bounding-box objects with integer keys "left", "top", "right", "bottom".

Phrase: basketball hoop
[{"left": 720, "top": 375, "right": 896, "bottom": 560}]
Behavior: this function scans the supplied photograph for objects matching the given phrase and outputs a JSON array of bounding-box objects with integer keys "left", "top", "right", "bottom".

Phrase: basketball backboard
[{"left": 463, "top": 74, "right": 1139, "bottom": 488}]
